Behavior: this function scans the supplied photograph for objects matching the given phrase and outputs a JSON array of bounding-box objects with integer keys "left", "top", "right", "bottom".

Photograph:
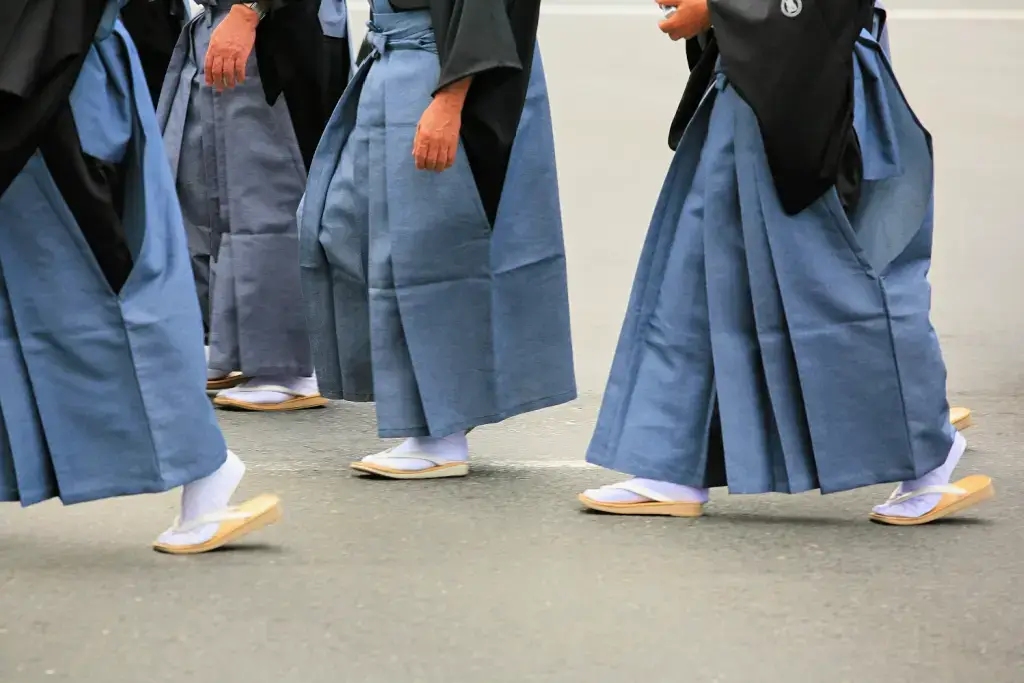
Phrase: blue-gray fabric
[
  {"left": 157, "top": 0, "right": 313, "bottom": 376},
  {"left": 0, "top": 14, "right": 226, "bottom": 506},
  {"left": 318, "top": 0, "right": 349, "bottom": 38},
  {"left": 586, "top": 21, "right": 953, "bottom": 494},
  {"left": 299, "top": 0, "right": 576, "bottom": 437}
]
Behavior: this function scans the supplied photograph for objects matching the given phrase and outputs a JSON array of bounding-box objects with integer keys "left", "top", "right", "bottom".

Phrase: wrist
[
  {"left": 435, "top": 77, "right": 472, "bottom": 107},
  {"left": 232, "top": 3, "right": 263, "bottom": 24},
  {"left": 433, "top": 91, "right": 467, "bottom": 111}
]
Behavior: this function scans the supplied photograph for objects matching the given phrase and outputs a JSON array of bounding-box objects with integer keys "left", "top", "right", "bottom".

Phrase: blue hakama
[
  {"left": 587, "top": 22, "right": 953, "bottom": 494},
  {"left": 299, "top": 0, "right": 576, "bottom": 438},
  {"left": 0, "top": 15, "right": 226, "bottom": 506}
]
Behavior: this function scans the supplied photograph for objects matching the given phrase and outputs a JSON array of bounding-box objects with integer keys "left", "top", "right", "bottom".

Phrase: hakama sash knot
[{"left": 363, "top": 17, "right": 438, "bottom": 57}]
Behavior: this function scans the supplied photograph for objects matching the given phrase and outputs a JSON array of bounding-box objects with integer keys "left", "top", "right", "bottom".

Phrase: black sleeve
[
  {"left": 0, "top": 0, "right": 108, "bottom": 195},
  {"left": 264, "top": 0, "right": 313, "bottom": 10},
  {"left": 119, "top": 0, "right": 186, "bottom": 107},
  {"left": 667, "top": 34, "right": 719, "bottom": 152},
  {"left": 423, "top": 0, "right": 542, "bottom": 225},
  {"left": 0, "top": 1, "right": 134, "bottom": 290},
  {"left": 424, "top": 0, "right": 523, "bottom": 93},
  {"left": 254, "top": 0, "right": 352, "bottom": 169},
  {"left": 253, "top": 0, "right": 315, "bottom": 106},
  {"left": 707, "top": 0, "right": 873, "bottom": 215}
]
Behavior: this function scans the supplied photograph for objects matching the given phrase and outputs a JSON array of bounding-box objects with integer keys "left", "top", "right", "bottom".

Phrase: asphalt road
[{"left": 1, "top": 8, "right": 1023, "bottom": 683}]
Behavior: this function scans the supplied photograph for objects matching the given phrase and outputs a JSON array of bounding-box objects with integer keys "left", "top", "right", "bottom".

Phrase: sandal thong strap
[
  {"left": 229, "top": 384, "right": 311, "bottom": 398},
  {"left": 599, "top": 480, "right": 679, "bottom": 504},
  {"left": 882, "top": 483, "right": 967, "bottom": 506},
  {"left": 365, "top": 450, "right": 457, "bottom": 468},
  {"left": 168, "top": 508, "right": 256, "bottom": 534}
]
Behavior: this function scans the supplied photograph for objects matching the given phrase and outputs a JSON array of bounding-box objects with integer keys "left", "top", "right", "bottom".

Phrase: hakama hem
[
  {"left": 586, "top": 446, "right": 945, "bottom": 496},
  {"left": 376, "top": 388, "right": 578, "bottom": 439},
  {"left": 319, "top": 390, "right": 375, "bottom": 403},
  {"left": 206, "top": 364, "right": 313, "bottom": 376},
  {"left": 6, "top": 449, "right": 227, "bottom": 508}
]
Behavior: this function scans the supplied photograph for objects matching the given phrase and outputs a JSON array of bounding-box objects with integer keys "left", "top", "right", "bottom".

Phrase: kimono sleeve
[{"left": 708, "top": 0, "right": 873, "bottom": 214}]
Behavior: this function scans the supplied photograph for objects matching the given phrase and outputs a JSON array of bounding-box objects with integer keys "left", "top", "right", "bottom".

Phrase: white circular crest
[{"left": 781, "top": 0, "right": 802, "bottom": 18}]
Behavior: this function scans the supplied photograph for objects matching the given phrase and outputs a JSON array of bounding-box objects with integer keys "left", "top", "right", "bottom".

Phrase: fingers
[
  {"left": 657, "top": 16, "right": 688, "bottom": 40},
  {"left": 657, "top": 0, "right": 709, "bottom": 39},
  {"left": 657, "top": 24, "right": 685, "bottom": 40},
  {"left": 205, "top": 55, "right": 246, "bottom": 91},
  {"left": 222, "top": 55, "right": 247, "bottom": 89},
  {"left": 211, "top": 55, "right": 227, "bottom": 91},
  {"left": 234, "top": 56, "right": 247, "bottom": 86},
  {"left": 412, "top": 131, "right": 456, "bottom": 172},
  {"left": 222, "top": 56, "right": 237, "bottom": 90},
  {"left": 205, "top": 49, "right": 216, "bottom": 87},
  {"left": 424, "top": 140, "right": 444, "bottom": 172},
  {"left": 412, "top": 128, "right": 429, "bottom": 170},
  {"left": 431, "top": 140, "right": 457, "bottom": 172},
  {"left": 443, "top": 141, "right": 457, "bottom": 171}
]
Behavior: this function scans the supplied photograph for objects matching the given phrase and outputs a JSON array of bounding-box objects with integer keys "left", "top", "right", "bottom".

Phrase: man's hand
[
  {"left": 412, "top": 78, "right": 472, "bottom": 172},
  {"left": 657, "top": 0, "right": 712, "bottom": 41},
  {"left": 205, "top": 5, "right": 259, "bottom": 91}
]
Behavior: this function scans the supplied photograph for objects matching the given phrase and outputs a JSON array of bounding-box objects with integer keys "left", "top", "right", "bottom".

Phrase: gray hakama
[
  {"left": 0, "top": 17, "right": 226, "bottom": 506},
  {"left": 157, "top": 0, "right": 313, "bottom": 376},
  {"left": 586, "top": 23, "right": 954, "bottom": 494},
  {"left": 299, "top": 0, "right": 576, "bottom": 438}
]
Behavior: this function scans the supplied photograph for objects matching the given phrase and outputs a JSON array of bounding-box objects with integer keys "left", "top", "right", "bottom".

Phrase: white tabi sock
[
  {"left": 205, "top": 347, "right": 227, "bottom": 380},
  {"left": 872, "top": 431, "right": 968, "bottom": 519},
  {"left": 362, "top": 432, "right": 470, "bottom": 471},
  {"left": 157, "top": 450, "right": 246, "bottom": 547},
  {"left": 583, "top": 477, "right": 710, "bottom": 504},
  {"left": 217, "top": 375, "right": 319, "bottom": 404}
]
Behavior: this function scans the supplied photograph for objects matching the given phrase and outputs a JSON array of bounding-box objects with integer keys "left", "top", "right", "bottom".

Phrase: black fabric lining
[
  {"left": 119, "top": 0, "right": 185, "bottom": 106},
  {"left": 39, "top": 101, "right": 134, "bottom": 294}
]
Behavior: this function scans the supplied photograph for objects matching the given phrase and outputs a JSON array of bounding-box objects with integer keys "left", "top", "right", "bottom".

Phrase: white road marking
[
  {"left": 249, "top": 459, "right": 598, "bottom": 472},
  {"left": 488, "top": 460, "right": 597, "bottom": 469}
]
